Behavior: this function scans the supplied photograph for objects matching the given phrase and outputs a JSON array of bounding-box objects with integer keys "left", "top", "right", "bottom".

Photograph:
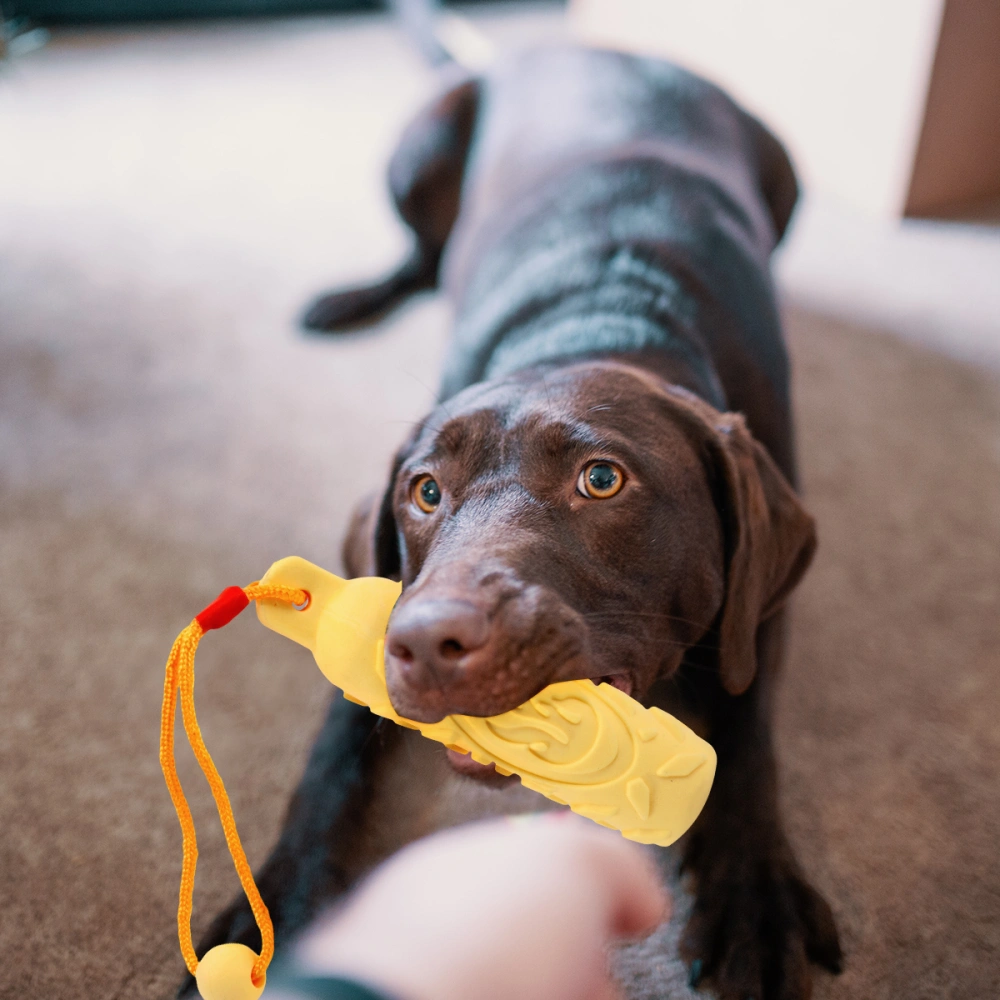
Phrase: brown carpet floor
[{"left": 2, "top": 18, "right": 999, "bottom": 1000}]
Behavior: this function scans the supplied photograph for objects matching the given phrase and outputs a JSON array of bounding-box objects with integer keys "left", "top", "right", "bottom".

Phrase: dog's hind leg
[{"left": 302, "top": 77, "right": 480, "bottom": 331}]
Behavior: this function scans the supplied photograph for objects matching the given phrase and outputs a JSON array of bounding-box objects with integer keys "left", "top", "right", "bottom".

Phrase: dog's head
[{"left": 345, "top": 361, "right": 815, "bottom": 726}]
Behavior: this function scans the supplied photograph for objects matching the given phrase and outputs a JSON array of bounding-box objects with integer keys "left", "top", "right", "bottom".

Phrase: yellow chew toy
[
  {"left": 160, "top": 557, "right": 716, "bottom": 1000},
  {"left": 257, "top": 557, "right": 716, "bottom": 846}
]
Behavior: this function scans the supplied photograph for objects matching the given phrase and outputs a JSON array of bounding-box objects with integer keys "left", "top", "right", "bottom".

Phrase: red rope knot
[{"left": 195, "top": 586, "right": 251, "bottom": 632}]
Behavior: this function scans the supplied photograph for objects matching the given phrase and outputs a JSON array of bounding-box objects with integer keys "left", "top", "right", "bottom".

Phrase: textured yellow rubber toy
[{"left": 257, "top": 557, "right": 716, "bottom": 848}]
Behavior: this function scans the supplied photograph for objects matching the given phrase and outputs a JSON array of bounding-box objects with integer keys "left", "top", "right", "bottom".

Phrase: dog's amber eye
[
  {"left": 577, "top": 461, "right": 624, "bottom": 499},
  {"left": 412, "top": 475, "right": 442, "bottom": 513}
]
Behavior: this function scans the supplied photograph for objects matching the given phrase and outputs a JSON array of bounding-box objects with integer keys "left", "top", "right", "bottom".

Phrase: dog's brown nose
[{"left": 386, "top": 599, "right": 490, "bottom": 692}]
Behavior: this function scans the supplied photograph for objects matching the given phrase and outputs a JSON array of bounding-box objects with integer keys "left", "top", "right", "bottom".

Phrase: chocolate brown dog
[{"left": 187, "top": 44, "right": 842, "bottom": 1000}]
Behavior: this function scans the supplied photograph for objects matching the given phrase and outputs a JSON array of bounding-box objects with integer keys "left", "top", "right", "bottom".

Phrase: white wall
[{"left": 570, "top": 0, "right": 946, "bottom": 218}]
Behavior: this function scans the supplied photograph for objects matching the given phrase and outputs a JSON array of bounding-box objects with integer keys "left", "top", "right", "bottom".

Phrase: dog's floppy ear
[
  {"left": 341, "top": 433, "right": 417, "bottom": 580},
  {"left": 707, "top": 412, "right": 816, "bottom": 695},
  {"left": 341, "top": 491, "right": 384, "bottom": 579},
  {"left": 745, "top": 113, "right": 799, "bottom": 245}
]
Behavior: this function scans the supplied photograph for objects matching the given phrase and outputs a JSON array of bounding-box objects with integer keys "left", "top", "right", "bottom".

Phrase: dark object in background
[
  {"left": 2, "top": 0, "right": 373, "bottom": 23},
  {"left": 1, "top": 0, "right": 513, "bottom": 27}
]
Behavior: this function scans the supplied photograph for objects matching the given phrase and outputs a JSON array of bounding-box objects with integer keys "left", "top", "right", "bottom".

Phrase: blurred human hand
[{"left": 289, "top": 815, "right": 668, "bottom": 1000}]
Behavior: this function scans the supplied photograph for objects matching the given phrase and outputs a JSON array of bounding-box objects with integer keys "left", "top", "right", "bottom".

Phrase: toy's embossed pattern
[{"left": 257, "top": 557, "right": 716, "bottom": 848}]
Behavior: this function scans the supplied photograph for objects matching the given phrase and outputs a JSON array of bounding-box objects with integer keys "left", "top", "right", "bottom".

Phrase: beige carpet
[{"left": 2, "top": 12, "right": 998, "bottom": 1000}]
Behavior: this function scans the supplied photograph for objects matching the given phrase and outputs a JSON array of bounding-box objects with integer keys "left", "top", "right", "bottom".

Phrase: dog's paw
[{"left": 681, "top": 845, "right": 842, "bottom": 1000}]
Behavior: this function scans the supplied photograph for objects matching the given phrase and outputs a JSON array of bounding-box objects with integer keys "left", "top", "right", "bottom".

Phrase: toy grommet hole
[{"left": 292, "top": 592, "right": 311, "bottom": 612}]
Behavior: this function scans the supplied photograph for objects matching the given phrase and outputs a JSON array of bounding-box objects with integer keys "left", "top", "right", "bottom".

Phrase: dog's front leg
[
  {"left": 680, "top": 615, "right": 842, "bottom": 1000},
  {"left": 177, "top": 695, "right": 389, "bottom": 998}
]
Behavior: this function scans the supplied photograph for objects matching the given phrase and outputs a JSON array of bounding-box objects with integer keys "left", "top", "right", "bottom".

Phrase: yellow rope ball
[{"left": 194, "top": 944, "right": 266, "bottom": 1000}]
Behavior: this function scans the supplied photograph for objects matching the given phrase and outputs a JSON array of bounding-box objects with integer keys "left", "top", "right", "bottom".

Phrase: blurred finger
[{"left": 580, "top": 828, "right": 670, "bottom": 938}]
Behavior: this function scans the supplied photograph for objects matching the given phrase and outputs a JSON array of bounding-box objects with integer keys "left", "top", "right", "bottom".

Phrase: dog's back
[{"left": 429, "top": 46, "right": 799, "bottom": 473}]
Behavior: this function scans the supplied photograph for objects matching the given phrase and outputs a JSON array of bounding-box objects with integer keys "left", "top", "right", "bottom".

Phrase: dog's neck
[
  {"left": 439, "top": 244, "right": 728, "bottom": 410},
  {"left": 480, "top": 313, "right": 727, "bottom": 411}
]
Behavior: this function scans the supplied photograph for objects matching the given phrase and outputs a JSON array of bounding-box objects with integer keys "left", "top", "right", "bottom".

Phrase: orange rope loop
[{"left": 159, "top": 582, "right": 308, "bottom": 985}]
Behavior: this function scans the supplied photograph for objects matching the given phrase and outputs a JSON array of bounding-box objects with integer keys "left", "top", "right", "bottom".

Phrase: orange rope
[{"left": 159, "top": 582, "right": 307, "bottom": 985}]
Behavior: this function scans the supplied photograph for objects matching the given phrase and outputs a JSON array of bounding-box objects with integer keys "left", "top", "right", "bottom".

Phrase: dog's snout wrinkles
[{"left": 387, "top": 599, "right": 490, "bottom": 688}]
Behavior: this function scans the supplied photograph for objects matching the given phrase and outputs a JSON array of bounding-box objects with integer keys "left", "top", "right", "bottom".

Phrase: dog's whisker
[
  {"left": 580, "top": 609, "right": 715, "bottom": 631},
  {"left": 581, "top": 609, "right": 707, "bottom": 624},
  {"left": 384, "top": 418, "right": 430, "bottom": 429},
  {"left": 398, "top": 367, "right": 444, "bottom": 407},
  {"left": 676, "top": 656, "right": 724, "bottom": 673}
]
